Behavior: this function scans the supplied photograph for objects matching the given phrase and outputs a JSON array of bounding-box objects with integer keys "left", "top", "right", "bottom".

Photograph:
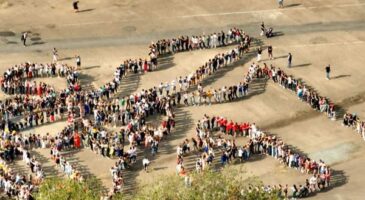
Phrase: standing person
[
  {"left": 268, "top": 45, "right": 273, "bottom": 60},
  {"left": 278, "top": 0, "right": 284, "bottom": 8},
  {"left": 76, "top": 55, "right": 81, "bottom": 68},
  {"left": 21, "top": 32, "right": 28, "bottom": 46},
  {"left": 73, "top": 1, "right": 79, "bottom": 12},
  {"left": 52, "top": 48, "right": 58, "bottom": 63},
  {"left": 142, "top": 157, "right": 150, "bottom": 172},
  {"left": 288, "top": 53, "right": 292, "bottom": 68},
  {"left": 260, "top": 22, "right": 266, "bottom": 36},
  {"left": 325, "top": 64, "right": 331, "bottom": 80},
  {"left": 257, "top": 47, "right": 262, "bottom": 62}
]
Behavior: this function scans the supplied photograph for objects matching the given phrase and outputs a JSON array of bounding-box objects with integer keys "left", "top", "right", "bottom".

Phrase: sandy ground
[{"left": 1, "top": 0, "right": 365, "bottom": 199}]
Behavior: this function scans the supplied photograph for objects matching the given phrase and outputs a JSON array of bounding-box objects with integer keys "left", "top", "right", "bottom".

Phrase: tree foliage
[
  {"left": 36, "top": 177, "right": 102, "bottom": 200},
  {"left": 36, "top": 167, "right": 279, "bottom": 200},
  {"left": 132, "top": 167, "right": 279, "bottom": 200}
]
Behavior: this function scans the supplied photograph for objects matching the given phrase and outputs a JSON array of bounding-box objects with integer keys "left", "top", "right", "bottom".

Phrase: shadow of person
[
  {"left": 332, "top": 74, "right": 351, "bottom": 79},
  {"left": 78, "top": 8, "right": 95, "bottom": 13},
  {"left": 291, "top": 63, "right": 311, "bottom": 68},
  {"left": 285, "top": 3, "right": 301, "bottom": 8}
]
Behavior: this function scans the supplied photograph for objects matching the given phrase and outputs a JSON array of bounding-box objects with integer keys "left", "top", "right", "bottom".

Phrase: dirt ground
[{"left": 1, "top": 0, "right": 365, "bottom": 199}]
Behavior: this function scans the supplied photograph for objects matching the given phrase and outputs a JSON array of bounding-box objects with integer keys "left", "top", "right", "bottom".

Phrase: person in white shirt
[
  {"left": 309, "top": 175, "right": 318, "bottom": 192},
  {"left": 142, "top": 157, "right": 150, "bottom": 172}
]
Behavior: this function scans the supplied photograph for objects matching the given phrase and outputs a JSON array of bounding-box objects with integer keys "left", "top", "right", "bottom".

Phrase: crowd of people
[
  {"left": 50, "top": 146, "right": 84, "bottom": 182},
  {"left": 0, "top": 130, "right": 49, "bottom": 199},
  {"left": 1, "top": 25, "right": 358, "bottom": 200},
  {"left": 176, "top": 114, "right": 332, "bottom": 198},
  {"left": 0, "top": 27, "right": 254, "bottom": 198}
]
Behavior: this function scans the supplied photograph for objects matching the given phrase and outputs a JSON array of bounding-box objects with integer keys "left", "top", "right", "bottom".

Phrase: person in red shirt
[
  {"left": 233, "top": 122, "right": 239, "bottom": 137},
  {"left": 37, "top": 83, "right": 42, "bottom": 97},
  {"left": 74, "top": 132, "right": 81, "bottom": 148}
]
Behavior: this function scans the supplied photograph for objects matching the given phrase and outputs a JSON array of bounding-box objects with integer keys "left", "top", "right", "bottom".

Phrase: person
[
  {"left": 268, "top": 45, "right": 273, "bottom": 60},
  {"left": 21, "top": 32, "right": 28, "bottom": 46},
  {"left": 142, "top": 157, "right": 150, "bottom": 172},
  {"left": 278, "top": 0, "right": 284, "bottom": 8},
  {"left": 257, "top": 47, "right": 262, "bottom": 62},
  {"left": 76, "top": 55, "right": 81, "bottom": 68},
  {"left": 325, "top": 64, "right": 331, "bottom": 80},
  {"left": 52, "top": 48, "right": 58, "bottom": 63},
  {"left": 260, "top": 22, "right": 266, "bottom": 36},
  {"left": 73, "top": 1, "right": 79, "bottom": 12},
  {"left": 288, "top": 53, "right": 292, "bottom": 68}
]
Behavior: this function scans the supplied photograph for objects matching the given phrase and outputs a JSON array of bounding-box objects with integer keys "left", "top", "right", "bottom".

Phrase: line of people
[
  {"left": 150, "top": 28, "right": 250, "bottom": 56},
  {"left": 267, "top": 65, "right": 336, "bottom": 120},
  {"left": 267, "top": 64, "right": 365, "bottom": 141}
]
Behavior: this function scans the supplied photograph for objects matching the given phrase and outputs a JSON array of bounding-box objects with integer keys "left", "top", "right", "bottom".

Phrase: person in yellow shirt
[{"left": 206, "top": 89, "right": 213, "bottom": 105}]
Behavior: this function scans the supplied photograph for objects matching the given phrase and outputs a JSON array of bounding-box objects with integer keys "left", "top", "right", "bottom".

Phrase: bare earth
[{"left": 1, "top": 0, "right": 365, "bottom": 199}]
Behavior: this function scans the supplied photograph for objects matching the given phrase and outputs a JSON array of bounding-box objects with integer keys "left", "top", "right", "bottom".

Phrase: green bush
[{"left": 36, "top": 167, "right": 278, "bottom": 200}]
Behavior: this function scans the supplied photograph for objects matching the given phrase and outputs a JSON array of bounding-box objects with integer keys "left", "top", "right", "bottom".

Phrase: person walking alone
[
  {"left": 21, "top": 32, "right": 28, "bottom": 46},
  {"left": 325, "top": 64, "right": 331, "bottom": 80},
  {"left": 268, "top": 45, "right": 273, "bottom": 60},
  {"left": 257, "top": 47, "right": 262, "bottom": 62},
  {"left": 288, "top": 53, "right": 292, "bottom": 68},
  {"left": 76, "top": 55, "right": 81, "bottom": 68},
  {"left": 278, "top": 0, "right": 284, "bottom": 8},
  {"left": 73, "top": 1, "right": 79, "bottom": 12},
  {"left": 142, "top": 157, "right": 150, "bottom": 172},
  {"left": 52, "top": 48, "right": 58, "bottom": 63}
]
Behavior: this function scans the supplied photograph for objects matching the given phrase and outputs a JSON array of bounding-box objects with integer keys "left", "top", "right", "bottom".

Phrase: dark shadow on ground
[
  {"left": 0, "top": 31, "right": 16, "bottom": 37},
  {"left": 81, "top": 65, "right": 101, "bottom": 71},
  {"left": 285, "top": 3, "right": 301, "bottom": 8},
  {"left": 59, "top": 56, "right": 74, "bottom": 61},
  {"left": 291, "top": 63, "right": 311, "bottom": 68},
  {"left": 31, "top": 41, "right": 46, "bottom": 46},
  {"left": 78, "top": 8, "right": 95, "bottom": 13},
  {"left": 332, "top": 74, "right": 351, "bottom": 79},
  {"left": 79, "top": 73, "right": 97, "bottom": 91},
  {"left": 117, "top": 73, "right": 141, "bottom": 98},
  {"left": 273, "top": 31, "right": 285, "bottom": 37},
  {"left": 154, "top": 54, "right": 175, "bottom": 72}
]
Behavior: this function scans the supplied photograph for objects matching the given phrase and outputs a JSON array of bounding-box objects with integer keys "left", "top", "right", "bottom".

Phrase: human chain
[
  {"left": 176, "top": 114, "right": 331, "bottom": 199},
  {"left": 0, "top": 28, "right": 250, "bottom": 134}
]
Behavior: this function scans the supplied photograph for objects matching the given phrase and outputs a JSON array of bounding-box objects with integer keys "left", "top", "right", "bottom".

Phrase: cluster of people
[
  {"left": 176, "top": 114, "right": 332, "bottom": 198},
  {"left": 49, "top": 147, "right": 83, "bottom": 182},
  {"left": 0, "top": 159, "right": 35, "bottom": 199},
  {"left": 40, "top": 91, "right": 176, "bottom": 194},
  {"left": 343, "top": 113, "right": 365, "bottom": 140},
  {"left": 0, "top": 130, "right": 49, "bottom": 199}
]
